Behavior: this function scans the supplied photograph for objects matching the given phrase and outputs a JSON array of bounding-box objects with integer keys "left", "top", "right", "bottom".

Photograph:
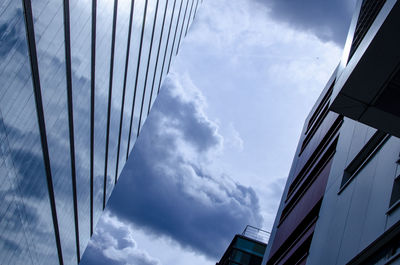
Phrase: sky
[{"left": 80, "top": 0, "right": 356, "bottom": 264}]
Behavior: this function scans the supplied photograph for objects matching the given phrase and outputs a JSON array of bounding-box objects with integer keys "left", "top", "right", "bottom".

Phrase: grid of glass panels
[{"left": 0, "top": 0, "right": 201, "bottom": 264}]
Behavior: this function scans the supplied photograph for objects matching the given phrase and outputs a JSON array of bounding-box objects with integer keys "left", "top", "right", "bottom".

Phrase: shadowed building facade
[
  {"left": 262, "top": 0, "right": 400, "bottom": 264},
  {"left": 0, "top": 0, "right": 200, "bottom": 264}
]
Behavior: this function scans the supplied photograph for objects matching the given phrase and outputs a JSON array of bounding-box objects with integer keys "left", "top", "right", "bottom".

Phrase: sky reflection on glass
[{"left": 0, "top": 0, "right": 194, "bottom": 263}]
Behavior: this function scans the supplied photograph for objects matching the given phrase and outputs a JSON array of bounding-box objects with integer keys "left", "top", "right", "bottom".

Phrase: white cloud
[
  {"left": 107, "top": 73, "right": 264, "bottom": 259},
  {"left": 174, "top": 0, "right": 343, "bottom": 231},
  {"left": 83, "top": 0, "right": 350, "bottom": 264},
  {"left": 86, "top": 212, "right": 162, "bottom": 265}
]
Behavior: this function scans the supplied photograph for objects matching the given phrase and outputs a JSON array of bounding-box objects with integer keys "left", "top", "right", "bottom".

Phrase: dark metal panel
[
  {"left": 269, "top": 158, "right": 333, "bottom": 261},
  {"left": 275, "top": 222, "right": 316, "bottom": 265},
  {"left": 290, "top": 112, "right": 339, "bottom": 191}
]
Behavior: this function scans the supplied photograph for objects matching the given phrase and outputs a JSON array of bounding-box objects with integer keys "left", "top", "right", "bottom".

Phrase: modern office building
[
  {"left": 262, "top": 0, "right": 400, "bottom": 264},
  {"left": 216, "top": 226, "right": 269, "bottom": 265},
  {"left": 0, "top": 0, "right": 200, "bottom": 264}
]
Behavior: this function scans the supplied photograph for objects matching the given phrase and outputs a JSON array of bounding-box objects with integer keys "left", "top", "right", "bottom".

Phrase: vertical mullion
[
  {"left": 193, "top": 0, "right": 199, "bottom": 19},
  {"left": 157, "top": 0, "right": 178, "bottom": 95},
  {"left": 62, "top": 0, "right": 80, "bottom": 262},
  {"left": 115, "top": 0, "right": 135, "bottom": 184},
  {"left": 103, "top": 0, "right": 119, "bottom": 210},
  {"left": 176, "top": 0, "right": 189, "bottom": 55},
  {"left": 22, "top": 0, "right": 64, "bottom": 264},
  {"left": 90, "top": 0, "right": 97, "bottom": 236},
  {"left": 126, "top": 0, "right": 149, "bottom": 160},
  {"left": 184, "top": 0, "right": 194, "bottom": 36},
  {"left": 137, "top": 0, "right": 161, "bottom": 137},
  {"left": 147, "top": 0, "right": 170, "bottom": 116},
  {"left": 167, "top": 0, "right": 184, "bottom": 74}
]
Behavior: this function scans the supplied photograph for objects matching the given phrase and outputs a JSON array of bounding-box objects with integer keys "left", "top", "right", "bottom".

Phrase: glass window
[
  {"left": 138, "top": 0, "right": 166, "bottom": 134},
  {"left": 235, "top": 237, "right": 266, "bottom": 256},
  {"left": 390, "top": 175, "right": 400, "bottom": 208},
  {"left": 31, "top": 0, "right": 77, "bottom": 263},
  {"left": 127, "top": 0, "right": 149, "bottom": 151},
  {"left": 340, "top": 131, "right": 389, "bottom": 189},
  {"left": 146, "top": 0, "right": 170, "bottom": 116},
  {"left": 0, "top": 1, "right": 59, "bottom": 264},
  {"left": 93, "top": 0, "right": 114, "bottom": 225},
  {"left": 69, "top": 0, "right": 92, "bottom": 257},
  {"left": 117, "top": 0, "right": 139, "bottom": 170},
  {"left": 105, "top": 0, "right": 133, "bottom": 201}
]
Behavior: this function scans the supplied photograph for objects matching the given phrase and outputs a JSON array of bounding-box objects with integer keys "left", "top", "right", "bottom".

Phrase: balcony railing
[{"left": 242, "top": 225, "right": 270, "bottom": 244}]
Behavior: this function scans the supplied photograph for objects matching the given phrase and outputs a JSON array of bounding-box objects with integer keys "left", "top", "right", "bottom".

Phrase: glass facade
[
  {"left": 0, "top": 0, "right": 200, "bottom": 264},
  {"left": 216, "top": 235, "right": 267, "bottom": 265}
]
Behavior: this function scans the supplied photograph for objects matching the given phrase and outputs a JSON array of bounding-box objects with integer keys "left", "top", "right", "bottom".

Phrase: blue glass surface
[
  {"left": 159, "top": 0, "right": 180, "bottom": 94},
  {"left": 93, "top": 0, "right": 114, "bottom": 226},
  {"left": 175, "top": 0, "right": 189, "bottom": 55},
  {"left": 0, "top": 0, "right": 195, "bottom": 263},
  {"left": 0, "top": 1, "right": 59, "bottom": 264},
  {"left": 126, "top": 0, "right": 147, "bottom": 154},
  {"left": 117, "top": 0, "right": 139, "bottom": 174},
  {"left": 149, "top": 0, "right": 174, "bottom": 110},
  {"left": 138, "top": 0, "right": 163, "bottom": 133},
  {"left": 166, "top": 0, "right": 184, "bottom": 73},
  {"left": 31, "top": 0, "right": 77, "bottom": 263},
  {"left": 105, "top": 0, "right": 132, "bottom": 202},
  {"left": 69, "top": 0, "right": 92, "bottom": 257},
  {"left": 130, "top": 0, "right": 159, "bottom": 141}
]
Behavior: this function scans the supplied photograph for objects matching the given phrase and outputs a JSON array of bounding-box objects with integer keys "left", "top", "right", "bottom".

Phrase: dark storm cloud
[
  {"left": 255, "top": 0, "right": 357, "bottom": 46},
  {"left": 105, "top": 75, "right": 263, "bottom": 259}
]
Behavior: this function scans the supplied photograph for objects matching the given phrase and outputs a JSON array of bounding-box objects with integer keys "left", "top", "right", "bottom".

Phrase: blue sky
[{"left": 80, "top": 0, "right": 356, "bottom": 264}]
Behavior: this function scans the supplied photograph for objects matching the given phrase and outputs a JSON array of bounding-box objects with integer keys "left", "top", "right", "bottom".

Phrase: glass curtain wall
[{"left": 0, "top": 0, "right": 201, "bottom": 264}]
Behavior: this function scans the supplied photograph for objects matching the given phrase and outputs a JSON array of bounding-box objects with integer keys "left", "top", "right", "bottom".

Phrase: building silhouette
[
  {"left": 0, "top": 0, "right": 200, "bottom": 264},
  {"left": 262, "top": 0, "right": 400, "bottom": 264}
]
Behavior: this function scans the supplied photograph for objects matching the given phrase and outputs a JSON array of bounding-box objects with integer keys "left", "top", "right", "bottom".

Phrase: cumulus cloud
[
  {"left": 184, "top": 0, "right": 342, "bottom": 98},
  {"left": 82, "top": 0, "right": 349, "bottom": 263},
  {"left": 81, "top": 212, "right": 161, "bottom": 265},
  {"left": 103, "top": 73, "right": 263, "bottom": 259},
  {"left": 253, "top": 0, "right": 357, "bottom": 46}
]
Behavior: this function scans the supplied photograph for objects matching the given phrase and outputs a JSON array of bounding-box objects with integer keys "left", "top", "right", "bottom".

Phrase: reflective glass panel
[
  {"left": 69, "top": 0, "right": 92, "bottom": 257},
  {"left": 93, "top": 0, "right": 114, "bottom": 226},
  {"left": 31, "top": 0, "right": 77, "bottom": 263},
  {"left": 0, "top": 1, "right": 59, "bottom": 264},
  {"left": 105, "top": 0, "right": 132, "bottom": 201}
]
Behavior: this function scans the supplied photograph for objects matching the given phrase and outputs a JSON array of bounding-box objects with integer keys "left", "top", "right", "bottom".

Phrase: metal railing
[{"left": 241, "top": 225, "right": 270, "bottom": 244}]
